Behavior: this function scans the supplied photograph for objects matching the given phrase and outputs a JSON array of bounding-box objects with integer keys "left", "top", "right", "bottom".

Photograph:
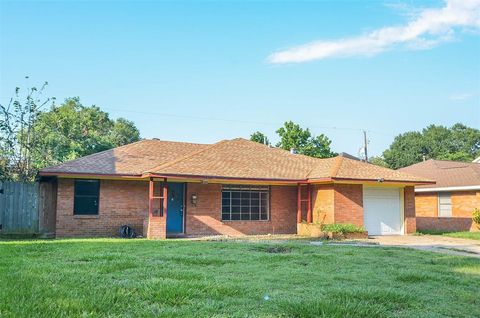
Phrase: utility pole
[{"left": 363, "top": 130, "right": 368, "bottom": 163}]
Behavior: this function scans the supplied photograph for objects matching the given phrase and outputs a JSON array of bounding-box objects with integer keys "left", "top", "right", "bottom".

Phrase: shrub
[
  {"left": 473, "top": 208, "right": 480, "bottom": 229},
  {"left": 321, "top": 223, "right": 365, "bottom": 234}
]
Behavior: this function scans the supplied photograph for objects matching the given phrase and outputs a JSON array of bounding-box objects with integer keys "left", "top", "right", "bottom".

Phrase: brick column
[
  {"left": 146, "top": 216, "right": 167, "bottom": 239},
  {"left": 404, "top": 186, "right": 416, "bottom": 234}
]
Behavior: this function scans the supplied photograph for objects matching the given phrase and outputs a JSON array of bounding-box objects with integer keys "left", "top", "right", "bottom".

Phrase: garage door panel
[{"left": 363, "top": 187, "right": 402, "bottom": 235}]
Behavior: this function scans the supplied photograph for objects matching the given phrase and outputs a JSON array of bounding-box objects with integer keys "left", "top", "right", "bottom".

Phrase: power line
[{"left": 102, "top": 106, "right": 394, "bottom": 135}]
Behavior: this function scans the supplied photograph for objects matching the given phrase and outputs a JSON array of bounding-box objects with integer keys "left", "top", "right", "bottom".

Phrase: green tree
[
  {"left": 276, "top": 121, "right": 336, "bottom": 158},
  {"left": 0, "top": 81, "right": 51, "bottom": 181},
  {"left": 369, "top": 156, "right": 388, "bottom": 168},
  {"left": 109, "top": 118, "right": 141, "bottom": 146},
  {"left": 383, "top": 123, "right": 480, "bottom": 169},
  {"left": 250, "top": 131, "right": 270, "bottom": 145},
  {"left": 32, "top": 97, "right": 140, "bottom": 168}
]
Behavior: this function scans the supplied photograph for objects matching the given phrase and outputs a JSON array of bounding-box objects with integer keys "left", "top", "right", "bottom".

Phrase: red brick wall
[
  {"left": 311, "top": 184, "right": 334, "bottom": 224},
  {"left": 56, "top": 179, "right": 148, "bottom": 237},
  {"left": 333, "top": 184, "right": 363, "bottom": 226},
  {"left": 145, "top": 216, "right": 166, "bottom": 239},
  {"left": 404, "top": 186, "right": 416, "bottom": 234},
  {"left": 416, "top": 217, "right": 474, "bottom": 232},
  {"left": 185, "top": 183, "right": 297, "bottom": 236}
]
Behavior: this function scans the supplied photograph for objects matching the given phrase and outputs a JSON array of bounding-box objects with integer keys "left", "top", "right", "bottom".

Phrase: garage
[{"left": 363, "top": 187, "right": 403, "bottom": 235}]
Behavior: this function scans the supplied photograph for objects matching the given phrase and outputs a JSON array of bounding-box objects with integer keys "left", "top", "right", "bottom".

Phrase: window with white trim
[
  {"left": 438, "top": 192, "right": 452, "bottom": 217},
  {"left": 221, "top": 185, "right": 269, "bottom": 221}
]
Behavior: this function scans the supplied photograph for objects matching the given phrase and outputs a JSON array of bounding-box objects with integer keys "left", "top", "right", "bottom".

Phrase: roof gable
[
  {"left": 148, "top": 138, "right": 319, "bottom": 180},
  {"left": 307, "top": 156, "right": 429, "bottom": 182},
  {"left": 400, "top": 159, "right": 480, "bottom": 188}
]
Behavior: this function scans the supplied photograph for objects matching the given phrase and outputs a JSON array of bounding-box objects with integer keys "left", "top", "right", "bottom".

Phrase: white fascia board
[{"left": 415, "top": 185, "right": 480, "bottom": 192}]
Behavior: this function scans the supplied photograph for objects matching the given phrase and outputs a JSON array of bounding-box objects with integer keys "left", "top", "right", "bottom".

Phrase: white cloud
[
  {"left": 268, "top": 0, "right": 480, "bottom": 64},
  {"left": 450, "top": 92, "right": 476, "bottom": 101}
]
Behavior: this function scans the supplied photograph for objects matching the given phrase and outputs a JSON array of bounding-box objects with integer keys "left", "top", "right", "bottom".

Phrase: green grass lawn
[
  {"left": 0, "top": 239, "right": 479, "bottom": 317},
  {"left": 417, "top": 230, "right": 480, "bottom": 241},
  {"left": 441, "top": 231, "right": 480, "bottom": 241}
]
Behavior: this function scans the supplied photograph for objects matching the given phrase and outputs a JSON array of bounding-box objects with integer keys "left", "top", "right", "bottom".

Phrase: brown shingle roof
[
  {"left": 148, "top": 138, "right": 319, "bottom": 180},
  {"left": 308, "top": 156, "right": 431, "bottom": 183},
  {"left": 40, "top": 138, "right": 432, "bottom": 184},
  {"left": 399, "top": 159, "right": 480, "bottom": 188},
  {"left": 40, "top": 139, "right": 209, "bottom": 175}
]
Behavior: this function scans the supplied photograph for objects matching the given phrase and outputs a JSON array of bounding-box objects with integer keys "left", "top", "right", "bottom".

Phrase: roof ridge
[
  {"left": 304, "top": 156, "right": 334, "bottom": 179},
  {"left": 39, "top": 139, "right": 149, "bottom": 172},
  {"left": 144, "top": 139, "right": 230, "bottom": 174},
  {"left": 330, "top": 156, "right": 344, "bottom": 178},
  {"left": 148, "top": 139, "right": 209, "bottom": 146}
]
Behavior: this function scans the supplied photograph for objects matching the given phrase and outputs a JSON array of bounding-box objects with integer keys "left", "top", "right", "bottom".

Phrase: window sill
[{"left": 74, "top": 215, "right": 100, "bottom": 219}]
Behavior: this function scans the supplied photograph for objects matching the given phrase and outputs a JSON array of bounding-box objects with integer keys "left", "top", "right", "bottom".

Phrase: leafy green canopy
[
  {"left": 1, "top": 88, "right": 140, "bottom": 181},
  {"left": 33, "top": 97, "right": 140, "bottom": 166},
  {"left": 249, "top": 131, "right": 270, "bottom": 146},
  {"left": 250, "top": 121, "right": 337, "bottom": 158},
  {"left": 383, "top": 123, "right": 480, "bottom": 169}
]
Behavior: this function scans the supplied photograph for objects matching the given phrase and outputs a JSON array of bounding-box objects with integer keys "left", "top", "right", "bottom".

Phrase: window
[
  {"left": 74, "top": 180, "right": 100, "bottom": 215},
  {"left": 438, "top": 192, "right": 452, "bottom": 217},
  {"left": 221, "top": 185, "right": 269, "bottom": 221}
]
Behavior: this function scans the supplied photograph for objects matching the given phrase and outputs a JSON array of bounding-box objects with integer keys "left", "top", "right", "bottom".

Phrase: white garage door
[{"left": 363, "top": 187, "right": 403, "bottom": 235}]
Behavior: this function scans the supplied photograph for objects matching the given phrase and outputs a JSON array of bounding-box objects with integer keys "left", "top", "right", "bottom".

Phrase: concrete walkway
[{"left": 359, "top": 235, "right": 480, "bottom": 258}]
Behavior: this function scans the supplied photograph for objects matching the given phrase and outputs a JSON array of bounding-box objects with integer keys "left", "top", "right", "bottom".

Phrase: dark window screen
[{"left": 74, "top": 180, "right": 100, "bottom": 215}]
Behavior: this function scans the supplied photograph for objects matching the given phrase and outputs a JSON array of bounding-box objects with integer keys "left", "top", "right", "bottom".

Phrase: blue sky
[{"left": 1, "top": 0, "right": 479, "bottom": 157}]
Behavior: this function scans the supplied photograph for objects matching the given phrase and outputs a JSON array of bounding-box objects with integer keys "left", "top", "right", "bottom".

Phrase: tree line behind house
[
  {"left": 250, "top": 122, "right": 480, "bottom": 169},
  {"left": 1, "top": 82, "right": 479, "bottom": 181},
  {"left": 0, "top": 83, "right": 140, "bottom": 181}
]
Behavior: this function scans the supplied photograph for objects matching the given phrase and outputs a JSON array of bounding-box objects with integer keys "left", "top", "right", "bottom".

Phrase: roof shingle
[
  {"left": 40, "top": 138, "right": 432, "bottom": 184},
  {"left": 40, "top": 139, "right": 209, "bottom": 175},
  {"left": 399, "top": 159, "right": 480, "bottom": 188}
]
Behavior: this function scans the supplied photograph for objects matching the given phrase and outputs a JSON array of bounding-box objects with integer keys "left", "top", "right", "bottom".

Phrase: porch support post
[
  {"left": 162, "top": 178, "right": 168, "bottom": 217},
  {"left": 297, "top": 183, "right": 302, "bottom": 223},
  {"left": 307, "top": 184, "right": 312, "bottom": 223},
  {"left": 148, "top": 177, "right": 154, "bottom": 217}
]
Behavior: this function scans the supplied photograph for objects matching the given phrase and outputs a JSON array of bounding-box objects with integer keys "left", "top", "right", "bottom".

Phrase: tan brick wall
[
  {"left": 311, "top": 184, "right": 334, "bottom": 224},
  {"left": 404, "top": 186, "right": 416, "bottom": 234},
  {"left": 415, "top": 193, "right": 438, "bottom": 217},
  {"left": 415, "top": 190, "right": 479, "bottom": 232},
  {"left": 185, "top": 183, "right": 297, "bottom": 236},
  {"left": 146, "top": 216, "right": 167, "bottom": 239},
  {"left": 452, "top": 191, "right": 479, "bottom": 217},
  {"left": 56, "top": 179, "right": 148, "bottom": 237},
  {"left": 333, "top": 184, "right": 363, "bottom": 226}
]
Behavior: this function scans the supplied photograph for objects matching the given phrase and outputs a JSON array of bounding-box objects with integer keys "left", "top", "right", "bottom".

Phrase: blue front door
[{"left": 166, "top": 183, "right": 184, "bottom": 233}]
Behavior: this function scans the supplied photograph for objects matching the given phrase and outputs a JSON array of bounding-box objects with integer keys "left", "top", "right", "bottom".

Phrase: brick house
[
  {"left": 39, "top": 138, "right": 431, "bottom": 239},
  {"left": 400, "top": 160, "right": 480, "bottom": 232}
]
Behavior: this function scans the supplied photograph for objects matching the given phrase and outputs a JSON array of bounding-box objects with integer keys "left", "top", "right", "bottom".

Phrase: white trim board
[{"left": 415, "top": 185, "right": 480, "bottom": 193}]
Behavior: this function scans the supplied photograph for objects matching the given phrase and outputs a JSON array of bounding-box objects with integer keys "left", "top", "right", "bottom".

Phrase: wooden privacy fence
[{"left": 0, "top": 181, "right": 56, "bottom": 235}]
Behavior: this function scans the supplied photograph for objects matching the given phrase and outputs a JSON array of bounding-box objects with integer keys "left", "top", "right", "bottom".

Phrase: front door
[{"left": 166, "top": 183, "right": 185, "bottom": 234}]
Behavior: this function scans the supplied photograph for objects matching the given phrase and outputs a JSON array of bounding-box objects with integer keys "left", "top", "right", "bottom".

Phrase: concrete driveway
[{"left": 361, "top": 235, "right": 480, "bottom": 258}]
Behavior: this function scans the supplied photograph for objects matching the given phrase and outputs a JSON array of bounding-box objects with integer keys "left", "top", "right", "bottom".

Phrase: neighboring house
[
  {"left": 39, "top": 138, "right": 431, "bottom": 239},
  {"left": 400, "top": 160, "right": 480, "bottom": 232}
]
